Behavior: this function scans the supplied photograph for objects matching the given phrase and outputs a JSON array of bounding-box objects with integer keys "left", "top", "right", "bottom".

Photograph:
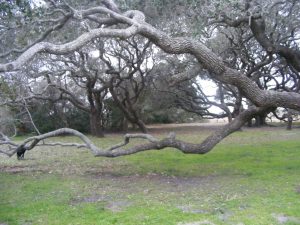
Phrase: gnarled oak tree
[{"left": 0, "top": 0, "right": 299, "bottom": 159}]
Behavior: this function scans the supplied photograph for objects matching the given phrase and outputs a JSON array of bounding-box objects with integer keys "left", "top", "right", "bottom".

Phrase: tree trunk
[
  {"left": 286, "top": 112, "right": 293, "bottom": 130},
  {"left": 254, "top": 114, "right": 267, "bottom": 127},
  {"left": 109, "top": 87, "right": 147, "bottom": 133},
  {"left": 247, "top": 119, "right": 253, "bottom": 127},
  {"left": 136, "top": 119, "right": 148, "bottom": 133},
  {"left": 122, "top": 117, "right": 128, "bottom": 132},
  {"left": 90, "top": 109, "right": 104, "bottom": 137},
  {"left": 227, "top": 114, "right": 233, "bottom": 123}
]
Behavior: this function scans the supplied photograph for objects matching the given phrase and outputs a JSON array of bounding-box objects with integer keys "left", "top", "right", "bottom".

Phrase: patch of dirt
[
  {"left": 177, "top": 205, "right": 208, "bottom": 214},
  {"left": 147, "top": 123, "right": 223, "bottom": 135},
  {"left": 177, "top": 205, "right": 233, "bottom": 222},
  {"left": 80, "top": 172, "right": 227, "bottom": 214},
  {"left": 0, "top": 165, "right": 45, "bottom": 174},
  {"left": 296, "top": 186, "right": 300, "bottom": 194},
  {"left": 86, "top": 171, "right": 219, "bottom": 192},
  {"left": 146, "top": 173, "right": 220, "bottom": 193},
  {"left": 70, "top": 195, "right": 131, "bottom": 212},
  {"left": 147, "top": 122, "right": 292, "bottom": 135},
  {"left": 272, "top": 213, "right": 300, "bottom": 224},
  {"left": 106, "top": 122, "right": 228, "bottom": 136},
  {"left": 177, "top": 221, "right": 216, "bottom": 225},
  {"left": 70, "top": 195, "right": 112, "bottom": 205},
  {"left": 217, "top": 209, "right": 233, "bottom": 222},
  {"left": 105, "top": 200, "right": 132, "bottom": 212}
]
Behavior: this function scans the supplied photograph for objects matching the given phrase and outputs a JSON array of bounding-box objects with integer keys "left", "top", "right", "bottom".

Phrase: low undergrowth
[{"left": 0, "top": 126, "right": 300, "bottom": 225}]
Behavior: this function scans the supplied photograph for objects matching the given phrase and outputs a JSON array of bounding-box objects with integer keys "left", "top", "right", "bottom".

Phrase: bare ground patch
[
  {"left": 73, "top": 171, "right": 243, "bottom": 216},
  {"left": 296, "top": 186, "right": 300, "bottom": 195},
  {"left": 69, "top": 173, "right": 222, "bottom": 214},
  {"left": 0, "top": 165, "right": 45, "bottom": 174},
  {"left": 147, "top": 123, "right": 225, "bottom": 135},
  {"left": 177, "top": 221, "right": 216, "bottom": 225},
  {"left": 146, "top": 122, "right": 296, "bottom": 135},
  {"left": 85, "top": 171, "right": 221, "bottom": 193},
  {"left": 272, "top": 213, "right": 300, "bottom": 224}
]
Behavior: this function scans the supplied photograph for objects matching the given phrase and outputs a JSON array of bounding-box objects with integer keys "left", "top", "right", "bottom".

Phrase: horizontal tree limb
[{"left": 0, "top": 106, "right": 269, "bottom": 159}]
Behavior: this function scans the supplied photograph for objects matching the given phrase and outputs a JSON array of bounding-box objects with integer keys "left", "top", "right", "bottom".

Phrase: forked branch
[
  {"left": 0, "top": 106, "right": 269, "bottom": 159},
  {"left": 0, "top": 1, "right": 299, "bottom": 111}
]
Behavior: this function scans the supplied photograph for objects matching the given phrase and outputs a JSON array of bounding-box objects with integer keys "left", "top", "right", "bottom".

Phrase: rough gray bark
[
  {"left": 215, "top": 2, "right": 300, "bottom": 73},
  {"left": 250, "top": 18, "right": 300, "bottom": 72},
  {"left": 90, "top": 108, "right": 104, "bottom": 137},
  {"left": 0, "top": 106, "right": 269, "bottom": 158},
  {"left": 0, "top": 6, "right": 298, "bottom": 111},
  {"left": 286, "top": 111, "right": 293, "bottom": 130}
]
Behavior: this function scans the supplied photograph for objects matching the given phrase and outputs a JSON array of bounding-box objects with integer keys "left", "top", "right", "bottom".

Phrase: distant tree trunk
[
  {"left": 53, "top": 103, "right": 69, "bottom": 128},
  {"left": 122, "top": 117, "right": 128, "bottom": 132},
  {"left": 90, "top": 108, "right": 104, "bottom": 137},
  {"left": 136, "top": 119, "right": 148, "bottom": 133},
  {"left": 247, "top": 119, "right": 253, "bottom": 127},
  {"left": 227, "top": 114, "right": 233, "bottom": 123},
  {"left": 254, "top": 114, "right": 267, "bottom": 126},
  {"left": 132, "top": 123, "right": 136, "bottom": 130},
  {"left": 286, "top": 111, "right": 293, "bottom": 130},
  {"left": 246, "top": 105, "right": 274, "bottom": 127},
  {"left": 109, "top": 86, "right": 147, "bottom": 133},
  {"left": 17, "top": 122, "right": 28, "bottom": 135}
]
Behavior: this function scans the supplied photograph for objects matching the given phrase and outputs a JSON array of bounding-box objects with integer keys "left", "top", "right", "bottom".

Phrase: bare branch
[
  {"left": 1, "top": 5, "right": 298, "bottom": 111},
  {"left": 101, "top": 0, "right": 121, "bottom": 13},
  {"left": 22, "top": 99, "right": 41, "bottom": 135},
  {"left": 0, "top": 15, "right": 72, "bottom": 58},
  {"left": 0, "top": 8, "right": 143, "bottom": 72},
  {"left": 0, "top": 105, "right": 270, "bottom": 159}
]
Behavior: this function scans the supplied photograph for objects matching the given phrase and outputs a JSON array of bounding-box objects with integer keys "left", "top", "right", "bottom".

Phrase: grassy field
[{"left": 0, "top": 125, "right": 300, "bottom": 225}]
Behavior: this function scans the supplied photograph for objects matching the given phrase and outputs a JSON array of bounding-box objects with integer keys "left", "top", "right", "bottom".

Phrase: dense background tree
[
  {"left": 28, "top": 36, "right": 154, "bottom": 134},
  {"left": 99, "top": 37, "right": 154, "bottom": 133}
]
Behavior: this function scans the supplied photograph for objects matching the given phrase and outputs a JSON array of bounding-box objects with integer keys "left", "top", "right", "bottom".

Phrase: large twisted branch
[
  {"left": 0, "top": 3, "right": 299, "bottom": 111},
  {"left": 0, "top": 106, "right": 269, "bottom": 158}
]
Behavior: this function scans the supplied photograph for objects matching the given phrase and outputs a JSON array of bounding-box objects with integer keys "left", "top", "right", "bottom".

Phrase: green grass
[{"left": 0, "top": 127, "right": 300, "bottom": 225}]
